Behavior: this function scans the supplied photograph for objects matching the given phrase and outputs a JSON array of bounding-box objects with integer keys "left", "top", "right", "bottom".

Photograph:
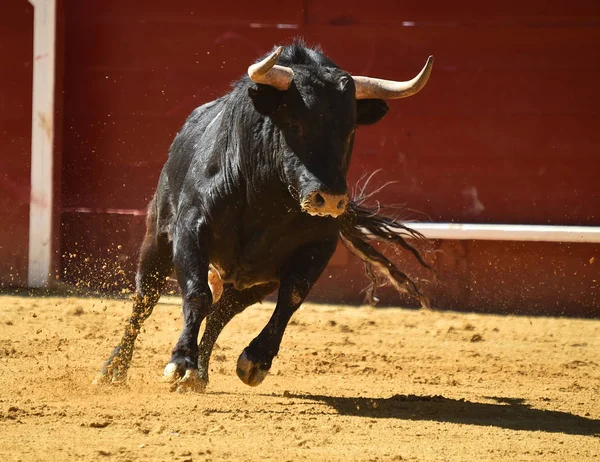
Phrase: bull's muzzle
[{"left": 301, "top": 191, "right": 348, "bottom": 218}]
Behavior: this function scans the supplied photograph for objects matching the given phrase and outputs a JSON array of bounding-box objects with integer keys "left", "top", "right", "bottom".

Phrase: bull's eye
[{"left": 339, "top": 77, "right": 352, "bottom": 92}]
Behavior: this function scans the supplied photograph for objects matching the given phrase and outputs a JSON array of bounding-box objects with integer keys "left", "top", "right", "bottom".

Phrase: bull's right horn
[
  {"left": 353, "top": 56, "right": 434, "bottom": 100},
  {"left": 248, "top": 46, "right": 294, "bottom": 91}
]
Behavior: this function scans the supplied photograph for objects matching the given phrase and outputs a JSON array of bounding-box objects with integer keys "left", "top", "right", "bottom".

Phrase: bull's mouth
[{"left": 300, "top": 206, "right": 346, "bottom": 218}]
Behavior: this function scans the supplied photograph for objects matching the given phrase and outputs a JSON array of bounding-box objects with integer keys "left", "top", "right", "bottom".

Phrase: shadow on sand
[{"left": 285, "top": 392, "right": 600, "bottom": 436}]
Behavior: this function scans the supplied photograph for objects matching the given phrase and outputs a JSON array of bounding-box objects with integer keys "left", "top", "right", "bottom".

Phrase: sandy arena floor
[{"left": 0, "top": 294, "right": 599, "bottom": 461}]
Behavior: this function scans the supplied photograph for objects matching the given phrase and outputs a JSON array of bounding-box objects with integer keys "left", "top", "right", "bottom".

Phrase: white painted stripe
[
  {"left": 28, "top": 0, "right": 56, "bottom": 287},
  {"left": 410, "top": 223, "right": 600, "bottom": 243},
  {"left": 62, "top": 207, "right": 147, "bottom": 216}
]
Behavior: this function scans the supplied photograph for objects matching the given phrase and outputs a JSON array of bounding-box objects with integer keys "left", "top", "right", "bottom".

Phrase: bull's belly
[
  {"left": 209, "top": 237, "right": 301, "bottom": 293},
  {"left": 209, "top": 262, "right": 279, "bottom": 300},
  {"left": 207, "top": 214, "right": 338, "bottom": 298},
  {"left": 225, "top": 267, "right": 279, "bottom": 291}
]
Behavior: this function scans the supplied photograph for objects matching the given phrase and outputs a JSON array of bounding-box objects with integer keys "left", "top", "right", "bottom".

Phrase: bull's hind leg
[
  {"left": 194, "top": 282, "right": 278, "bottom": 391},
  {"left": 93, "top": 199, "right": 173, "bottom": 385}
]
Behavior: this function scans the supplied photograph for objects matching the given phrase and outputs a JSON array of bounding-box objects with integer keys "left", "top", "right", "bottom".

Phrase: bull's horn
[
  {"left": 248, "top": 46, "right": 294, "bottom": 91},
  {"left": 353, "top": 56, "right": 434, "bottom": 100}
]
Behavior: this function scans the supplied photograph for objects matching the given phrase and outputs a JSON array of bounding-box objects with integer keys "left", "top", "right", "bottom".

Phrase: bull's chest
[{"left": 214, "top": 213, "right": 338, "bottom": 290}]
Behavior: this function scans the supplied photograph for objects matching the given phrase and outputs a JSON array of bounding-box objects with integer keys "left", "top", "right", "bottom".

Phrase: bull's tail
[{"left": 339, "top": 199, "right": 436, "bottom": 308}]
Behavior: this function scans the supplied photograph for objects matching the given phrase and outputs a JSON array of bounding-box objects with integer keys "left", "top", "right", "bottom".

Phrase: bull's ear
[
  {"left": 356, "top": 99, "right": 389, "bottom": 125},
  {"left": 248, "top": 86, "right": 281, "bottom": 116}
]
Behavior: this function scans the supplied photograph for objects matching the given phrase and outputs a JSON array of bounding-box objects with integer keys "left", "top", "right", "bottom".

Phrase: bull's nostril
[
  {"left": 314, "top": 193, "right": 325, "bottom": 207},
  {"left": 337, "top": 199, "right": 346, "bottom": 209}
]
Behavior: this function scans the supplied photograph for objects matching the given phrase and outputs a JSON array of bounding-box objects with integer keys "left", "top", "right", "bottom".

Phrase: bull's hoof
[
  {"left": 91, "top": 366, "right": 127, "bottom": 387},
  {"left": 92, "top": 346, "right": 131, "bottom": 387},
  {"left": 92, "top": 371, "right": 112, "bottom": 386},
  {"left": 236, "top": 349, "right": 269, "bottom": 387},
  {"left": 163, "top": 362, "right": 207, "bottom": 393}
]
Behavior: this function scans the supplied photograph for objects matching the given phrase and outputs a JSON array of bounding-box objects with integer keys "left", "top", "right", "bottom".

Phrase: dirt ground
[{"left": 0, "top": 294, "right": 599, "bottom": 461}]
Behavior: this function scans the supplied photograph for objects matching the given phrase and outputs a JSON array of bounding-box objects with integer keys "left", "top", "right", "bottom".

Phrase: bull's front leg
[
  {"left": 163, "top": 212, "right": 213, "bottom": 392},
  {"left": 236, "top": 237, "right": 338, "bottom": 387}
]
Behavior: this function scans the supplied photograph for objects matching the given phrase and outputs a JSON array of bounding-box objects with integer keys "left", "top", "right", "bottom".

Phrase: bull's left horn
[
  {"left": 248, "top": 46, "right": 294, "bottom": 91},
  {"left": 353, "top": 56, "right": 434, "bottom": 100}
]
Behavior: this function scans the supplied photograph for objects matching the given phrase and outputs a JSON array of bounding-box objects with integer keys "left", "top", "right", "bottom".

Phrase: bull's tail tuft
[{"left": 340, "top": 199, "right": 436, "bottom": 308}]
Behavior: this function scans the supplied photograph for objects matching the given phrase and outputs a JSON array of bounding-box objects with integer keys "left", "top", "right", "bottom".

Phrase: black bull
[{"left": 94, "top": 41, "right": 435, "bottom": 392}]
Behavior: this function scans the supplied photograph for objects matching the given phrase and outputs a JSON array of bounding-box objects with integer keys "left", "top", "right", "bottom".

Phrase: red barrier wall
[
  {"left": 0, "top": 1, "right": 33, "bottom": 287},
  {"left": 3, "top": 1, "right": 599, "bottom": 314}
]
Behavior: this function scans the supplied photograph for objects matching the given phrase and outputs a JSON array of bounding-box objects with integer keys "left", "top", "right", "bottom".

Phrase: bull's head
[{"left": 247, "top": 46, "right": 433, "bottom": 218}]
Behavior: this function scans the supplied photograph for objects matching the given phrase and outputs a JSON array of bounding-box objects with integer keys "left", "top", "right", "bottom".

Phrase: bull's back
[{"left": 164, "top": 97, "right": 228, "bottom": 195}]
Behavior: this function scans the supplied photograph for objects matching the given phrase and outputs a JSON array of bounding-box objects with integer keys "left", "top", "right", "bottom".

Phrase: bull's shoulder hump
[
  {"left": 171, "top": 96, "right": 228, "bottom": 149},
  {"left": 187, "top": 95, "right": 228, "bottom": 123}
]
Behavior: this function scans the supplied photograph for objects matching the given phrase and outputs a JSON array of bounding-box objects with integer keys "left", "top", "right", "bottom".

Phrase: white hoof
[
  {"left": 92, "top": 368, "right": 127, "bottom": 387},
  {"left": 162, "top": 362, "right": 181, "bottom": 383},
  {"left": 163, "top": 363, "right": 206, "bottom": 392},
  {"left": 171, "top": 369, "right": 207, "bottom": 393},
  {"left": 92, "top": 372, "right": 111, "bottom": 386}
]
